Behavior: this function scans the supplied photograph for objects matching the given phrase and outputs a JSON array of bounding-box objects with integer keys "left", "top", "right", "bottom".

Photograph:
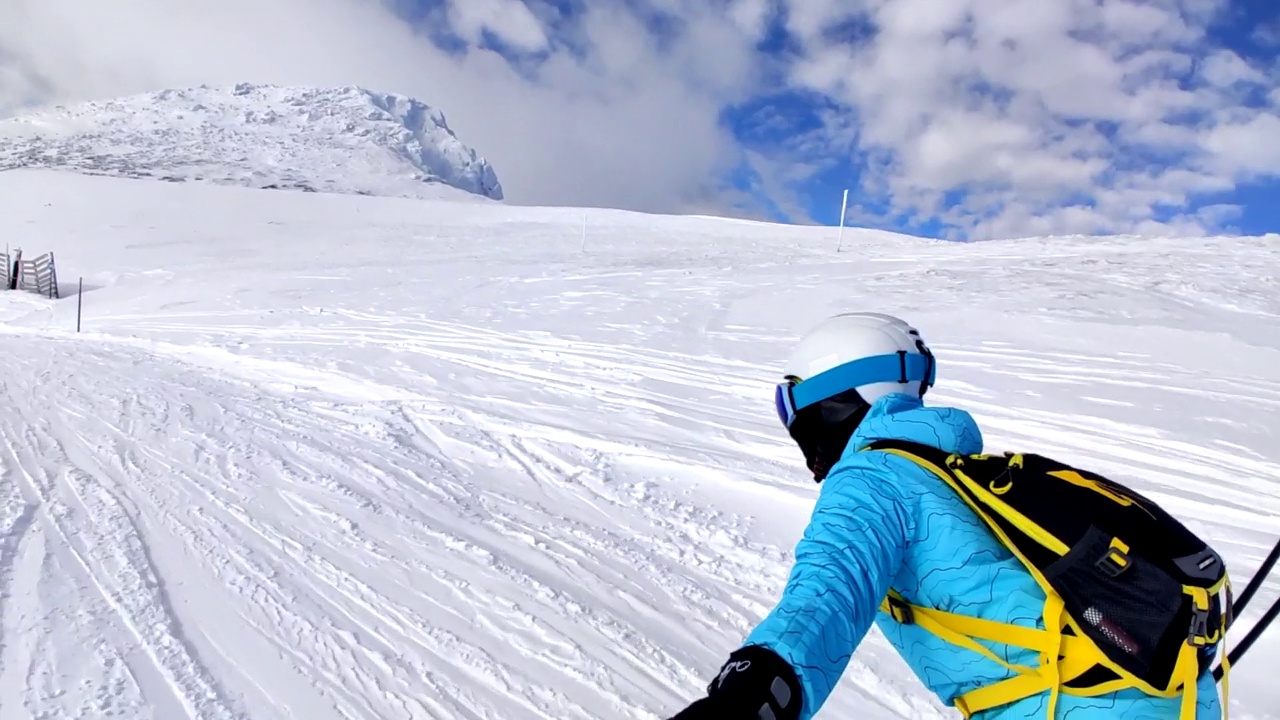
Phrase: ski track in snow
[
  {"left": 0, "top": 336, "right": 792, "bottom": 720},
  {"left": 0, "top": 172, "right": 1277, "bottom": 719}
]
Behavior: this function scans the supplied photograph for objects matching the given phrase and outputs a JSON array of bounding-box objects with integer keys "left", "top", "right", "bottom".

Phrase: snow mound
[{"left": 0, "top": 83, "right": 504, "bottom": 200}]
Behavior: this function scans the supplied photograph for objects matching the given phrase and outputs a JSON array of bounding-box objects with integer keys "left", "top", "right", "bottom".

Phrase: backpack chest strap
[{"left": 882, "top": 590, "right": 1080, "bottom": 717}]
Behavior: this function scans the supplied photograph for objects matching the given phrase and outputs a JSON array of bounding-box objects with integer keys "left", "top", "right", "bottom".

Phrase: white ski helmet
[{"left": 776, "top": 312, "right": 936, "bottom": 427}]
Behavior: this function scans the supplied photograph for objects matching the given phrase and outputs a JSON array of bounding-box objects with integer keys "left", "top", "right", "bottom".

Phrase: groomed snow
[{"left": 0, "top": 169, "right": 1277, "bottom": 719}]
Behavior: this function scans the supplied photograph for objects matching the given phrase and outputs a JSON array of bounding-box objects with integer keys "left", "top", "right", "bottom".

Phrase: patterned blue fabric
[{"left": 742, "top": 393, "right": 1222, "bottom": 719}]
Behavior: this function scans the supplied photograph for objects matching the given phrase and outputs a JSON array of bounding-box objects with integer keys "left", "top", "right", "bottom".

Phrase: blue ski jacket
[{"left": 743, "top": 393, "right": 1221, "bottom": 719}]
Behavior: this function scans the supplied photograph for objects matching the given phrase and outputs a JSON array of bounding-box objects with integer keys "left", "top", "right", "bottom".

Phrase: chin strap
[{"left": 810, "top": 456, "right": 829, "bottom": 482}]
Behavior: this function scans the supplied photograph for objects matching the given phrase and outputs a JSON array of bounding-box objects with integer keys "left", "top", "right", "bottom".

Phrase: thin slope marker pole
[
  {"left": 580, "top": 212, "right": 588, "bottom": 253},
  {"left": 836, "top": 189, "right": 849, "bottom": 253},
  {"left": 77, "top": 277, "right": 83, "bottom": 332}
]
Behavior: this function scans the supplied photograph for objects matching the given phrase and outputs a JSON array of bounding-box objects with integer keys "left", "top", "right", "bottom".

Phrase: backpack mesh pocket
[{"left": 1044, "top": 525, "right": 1185, "bottom": 683}]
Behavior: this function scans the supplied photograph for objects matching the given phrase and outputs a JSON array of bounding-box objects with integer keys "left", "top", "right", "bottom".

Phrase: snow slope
[
  {"left": 0, "top": 169, "right": 1277, "bottom": 719},
  {"left": 0, "top": 84, "right": 503, "bottom": 201}
]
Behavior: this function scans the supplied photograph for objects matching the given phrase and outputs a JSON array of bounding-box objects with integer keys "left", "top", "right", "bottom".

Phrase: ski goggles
[{"left": 774, "top": 351, "right": 936, "bottom": 428}]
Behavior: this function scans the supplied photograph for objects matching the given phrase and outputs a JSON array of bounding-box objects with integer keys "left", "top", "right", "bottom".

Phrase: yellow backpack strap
[
  {"left": 1219, "top": 574, "right": 1231, "bottom": 720},
  {"left": 1220, "top": 634, "right": 1230, "bottom": 720},
  {"left": 882, "top": 593, "right": 1095, "bottom": 660},
  {"left": 1172, "top": 585, "right": 1219, "bottom": 720},
  {"left": 1176, "top": 646, "right": 1199, "bottom": 720},
  {"left": 880, "top": 595, "right": 1035, "bottom": 676},
  {"left": 952, "top": 593, "right": 1067, "bottom": 718},
  {"left": 881, "top": 590, "right": 1104, "bottom": 718}
]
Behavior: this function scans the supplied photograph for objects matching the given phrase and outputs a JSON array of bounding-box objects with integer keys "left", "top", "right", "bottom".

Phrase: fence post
[{"left": 77, "top": 277, "right": 83, "bottom": 332}]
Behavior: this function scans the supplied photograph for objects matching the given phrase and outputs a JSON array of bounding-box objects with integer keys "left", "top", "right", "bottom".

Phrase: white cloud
[
  {"left": 784, "top": 0, "right": 866, "bottom": 41},
  {"left": 1255, "top": 20, "right": 1280, "bottom": 48},
  {"left": 446, "top": 0, "right": 549, "bottom": 53},
  {"left": 1194, "top": 202, "right": 1243, "bottom": 228},
  {"left": 728, "top": 0, "right": 774, "bottom": 41},
  {"left": 1201, "top": 113, "right": 1280, "bottom": 176},
  {"left": 1198, "top": 50, "right": 1266, "bottom": 86},
  {"left": 782, "top": 0, "right": 1279, "bottom": 238},
  {"left": 1097, "top": 0, "right": 1195, "bottom": 44}
]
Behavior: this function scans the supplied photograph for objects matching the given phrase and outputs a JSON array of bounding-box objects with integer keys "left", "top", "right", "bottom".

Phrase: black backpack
[{"left": 864, "top": 440, "right": 1231, "bottom": 719}]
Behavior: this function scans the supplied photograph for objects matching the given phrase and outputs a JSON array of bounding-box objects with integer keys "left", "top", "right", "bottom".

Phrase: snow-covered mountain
[{"left": 0, "top": 83, "right": 504, "bottom": 200}]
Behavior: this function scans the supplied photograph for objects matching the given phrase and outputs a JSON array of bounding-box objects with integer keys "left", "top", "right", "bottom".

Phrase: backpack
[{"left": 863, "top": 440, "right": 1232, "bottom": 720}]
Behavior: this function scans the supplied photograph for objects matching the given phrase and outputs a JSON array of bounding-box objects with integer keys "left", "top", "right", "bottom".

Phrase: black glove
[{"left": 666, "top": 645, "right": 803, "bottom": 720}]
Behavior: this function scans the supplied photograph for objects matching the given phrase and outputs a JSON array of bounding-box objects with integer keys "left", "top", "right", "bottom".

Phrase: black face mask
[{"left": 787, "top": 388, "right": 872, "bottom": 482}]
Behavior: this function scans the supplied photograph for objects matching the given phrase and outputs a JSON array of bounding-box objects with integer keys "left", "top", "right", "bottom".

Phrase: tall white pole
[
  {"left": 836, "top": 189, "right": 849, "bottom": 252},
  {"left": 580, "top": 212, "right": 588, "bottom": 253}
]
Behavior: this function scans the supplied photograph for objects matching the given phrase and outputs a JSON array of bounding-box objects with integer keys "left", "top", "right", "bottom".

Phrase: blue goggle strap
[{"left": 791, "top": 352, "right": 936, "bottom": 411}]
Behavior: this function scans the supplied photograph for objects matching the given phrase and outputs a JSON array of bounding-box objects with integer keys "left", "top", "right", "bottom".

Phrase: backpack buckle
[
  {"left": 1186, "top": 587, "right": 1216, "bottom": 646},
  {"left": 1188, "top": 605, "right": 1212, "bottom": 646},
  {"left": 885, "top": 594, "right": 915, "bottom": 625},
  {"left": 1096, "top": 545, "right": 1131, "bottom": 578}
]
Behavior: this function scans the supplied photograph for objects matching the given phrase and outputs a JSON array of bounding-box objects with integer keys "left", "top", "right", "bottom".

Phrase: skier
[{"left": 666, "top": 312, "right": 1224, "bottom": 720}]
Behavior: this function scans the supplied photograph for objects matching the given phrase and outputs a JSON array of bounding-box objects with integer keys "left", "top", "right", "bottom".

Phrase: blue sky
[
  {"left": 3, "top": 0, "right": 1277, "bottom": 240},
  {"left": 740, "top": 0, "right": 1280, "bottom": 237},
  {"left": 381, "top": 0, "right": 1280, "bottom": 240}
]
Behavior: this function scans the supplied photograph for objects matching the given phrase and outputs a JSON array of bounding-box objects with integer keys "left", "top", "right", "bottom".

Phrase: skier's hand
[{"left": 665, "top": 645, "right": 802, "bottom": 720}]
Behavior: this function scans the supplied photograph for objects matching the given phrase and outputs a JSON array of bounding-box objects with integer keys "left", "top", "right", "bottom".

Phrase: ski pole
[
  {"left": 1215, "top": 593, "right": 1280, "bottom": 682},
  {"left": 1211, "top": 536, "right": 1280, "bottom": 683},
  {"left": 1232, "top": 537, "right": 1280, "bottom": 617}
]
